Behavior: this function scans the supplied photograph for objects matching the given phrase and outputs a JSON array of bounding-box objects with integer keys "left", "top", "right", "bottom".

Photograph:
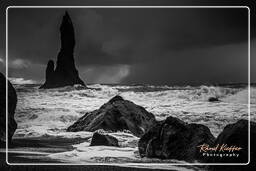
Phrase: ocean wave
[
  {"left": 14, "top": 84, "right": 251, "bottom": 102},
  {"left": 183, "top": 85, "right": 242, "bottom": 101},
  {"left": 13, "top": 84, "right": 255, "bottom": 140}
]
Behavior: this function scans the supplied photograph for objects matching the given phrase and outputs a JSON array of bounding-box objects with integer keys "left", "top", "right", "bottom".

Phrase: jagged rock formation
[
  {"left": 90, "top": 132, "right": 119, "bottom": 147},
  {"left": 67, "top": 95, "right": 156, "bottom": 137},
  {"left": 138, "top": 116, "right": 215, "bottom": 162},
  {"left": 207, "top": 119, "right": 256, "bottom": 171},
  {"left": 208, "top": 97, "right": 219, "bottom": 102},
  {"left": 40, "top": 12, "right": 85, "bottom": 89},
  {"left": 0, "top": 72, "right": 17, "bottom": 145}
]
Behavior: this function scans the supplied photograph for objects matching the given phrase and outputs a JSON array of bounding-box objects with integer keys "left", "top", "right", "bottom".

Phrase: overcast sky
[{"left": 0, "top": 0, "right": 255, "bottom": 85}]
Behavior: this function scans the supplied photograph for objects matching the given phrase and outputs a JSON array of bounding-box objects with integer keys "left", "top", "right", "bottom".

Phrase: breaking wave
[{"left": 14, "top": 84, "right": 255, "bottom": 138}]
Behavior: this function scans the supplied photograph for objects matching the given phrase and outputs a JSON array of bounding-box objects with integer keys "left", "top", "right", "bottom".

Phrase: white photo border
[{"left": 5, "top": 5, "right": 251, "bottom": 166}]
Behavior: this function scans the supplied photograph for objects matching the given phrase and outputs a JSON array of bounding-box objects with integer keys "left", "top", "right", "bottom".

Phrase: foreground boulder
[
  {"left": 208, "top": 97, "right": 219, "bottom": 102},
  {"left": 207, "top": 119, "right": 256, "bottom": 171},
  {"left": 0, "top": 73, "right": 17, "bottom": 145},
  {"left": 40, "top": 12, "right": 85, "bottom": 89},
  {"left": 138, "top": 116, "right": 215, "bottom": 162},
  {"left": 90, "top": 132, "right": 119, "bottom": 147},
  {"left": 67, "top": 95, "right": 156, "bottom": 137}
]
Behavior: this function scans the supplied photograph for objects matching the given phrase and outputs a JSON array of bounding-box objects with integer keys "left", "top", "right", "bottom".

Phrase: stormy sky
[{"left": 0, "top": 1, "right": 254, "bottom": 85}]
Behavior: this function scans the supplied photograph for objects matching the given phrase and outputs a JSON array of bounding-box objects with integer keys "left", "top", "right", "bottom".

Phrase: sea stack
[{"left": 40, "top": 11, "right": 85, "bottom": 89}]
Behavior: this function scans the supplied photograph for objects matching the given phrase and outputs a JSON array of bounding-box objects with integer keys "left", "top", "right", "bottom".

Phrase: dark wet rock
[
  {"left": 138, "top": 116, "right": 215, "bottom": 162},
  {"left": 40, "top": 12, "right": 85, "bottom": 89},
  {"left": 108, "top": 95, "right": 124, "bottom": 103},
  {"left": 90, "top": 132, "right": 119, "bottom": 147},
  {"left": 44, "top": 60, "right": 55, "bottom": 85},
  {"left": 67, "top": 95, "right": 156, "bottom": 137},
  {"left": 208, "top": 97, "right": 219, "bottom": 102},
  {"left": 207, "top": 119, "right": 256, "bottom": 171},
  {"left": 0, "top": 72, "right": 17, "bottom": 145}
]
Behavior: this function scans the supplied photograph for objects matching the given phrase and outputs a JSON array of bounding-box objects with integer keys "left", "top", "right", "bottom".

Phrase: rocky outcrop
[
  {"left": 90, "top": 132, "right": 119, "bottom": 147},
  {"left": 0, "top": 72, "right": 17, "bottom": 145},
  {"left": 67, "top": 95, "right": 156, "bottom": 137},
  {"left": 207, "top": 119, "right": 256, "bottom": 171},
  {"left": 40, "top": 11, "right": 85, "bottom": 89},
  {"left": 208, "top": 97, "right": 219, "bottom": 102},
  {"left": 138, "top": 116, "right": 215, "bottom": 162}
]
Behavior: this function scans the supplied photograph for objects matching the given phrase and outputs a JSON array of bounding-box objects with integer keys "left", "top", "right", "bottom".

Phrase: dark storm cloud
[
  {"left": 124, "top": 42, "right": 250, "bottom": 85},
  {"left": 0, "top": 0, "right": 254, "bottom": 84},
  {"left": 7, "top": 8, "right": 248, "bottom": 66}
]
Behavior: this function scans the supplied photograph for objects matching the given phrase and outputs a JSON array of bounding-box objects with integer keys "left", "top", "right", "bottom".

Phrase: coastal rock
[
  {"left": 207, "top": 119, "right": 256, "bottom": 171},
  {"left": 90, "top": 132, "right": 119, "bottom": 147},
  {"left": 0, "top": 72, "right": 17, "bottom": 145},
  {"left": 67, "top": 95, "right": 156, "bottom": 137},
  {"left": 138, "top": 116, "right": 215, "bottom": 162},
  {"left": 44, "top": 60, "right": 55, "bottom": 85},
  {"left": 40, "top": 11, "right": 85, "bottom": 89},
  {"left": 208, "top": 97, "right": 219, "bottom": 102}
]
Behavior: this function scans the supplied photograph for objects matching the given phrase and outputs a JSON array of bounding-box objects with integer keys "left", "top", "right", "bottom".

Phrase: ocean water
[{"left": 10, "top": 83, "right": 256, "bottom": 168}]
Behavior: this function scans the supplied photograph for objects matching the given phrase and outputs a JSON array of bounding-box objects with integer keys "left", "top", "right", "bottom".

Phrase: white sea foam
[{"left": 48, "top": 145, "right": 138, "bottom": 163}]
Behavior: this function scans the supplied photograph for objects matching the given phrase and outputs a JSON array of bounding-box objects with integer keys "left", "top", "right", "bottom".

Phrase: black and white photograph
[{"left": 0, "top": 0, "right": 256, "bottom": 171}]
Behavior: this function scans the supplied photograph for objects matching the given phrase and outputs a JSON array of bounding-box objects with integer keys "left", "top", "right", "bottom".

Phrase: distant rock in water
[
  {"left": 207, "top": 119, "right": 256, "bottom": 171},
  {"left": 138, "top": 116, "right": 215, "bottom": 162},
  {"left": 67, "top": 95, "right": 156, "bottom": 137},
  {"left": 90, "top": 132, "right": 119, "bottom": 147},
  {"left": 0, "top": 72, "right": 17, "bottom": 145},
  {"left": 40, "top": 11, "right": 85, "bottom": 89},
  {"left": 208, "top": 97, "right": 219, "bottom": 102}
]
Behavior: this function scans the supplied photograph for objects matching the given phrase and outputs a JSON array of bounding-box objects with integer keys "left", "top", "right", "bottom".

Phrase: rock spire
[{"left": 40, "top": 11, "right": 85, "bottom": 89}]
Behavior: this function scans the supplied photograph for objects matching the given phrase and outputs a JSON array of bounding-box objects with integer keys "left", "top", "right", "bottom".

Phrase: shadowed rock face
[
  {"left": 208, "top": 97, "right": 219, "bottom": 102},
  {"left": 207, "top": 119, "right": 256, "bottom": 171},
  {"left": 0, "top": 73, "right": 17, "bottom": 145},
  {"left": 138, "top": 116, "right": 215, "bottom": 162},
  {"left": 90, "top": 132, "right": 119, "bottom": 147},
  {"left": 67, "top": 95, "right": 156, "bottom": 137},
  {"left": 40, "top": 12, "right": 85, "bottom": 89}
]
